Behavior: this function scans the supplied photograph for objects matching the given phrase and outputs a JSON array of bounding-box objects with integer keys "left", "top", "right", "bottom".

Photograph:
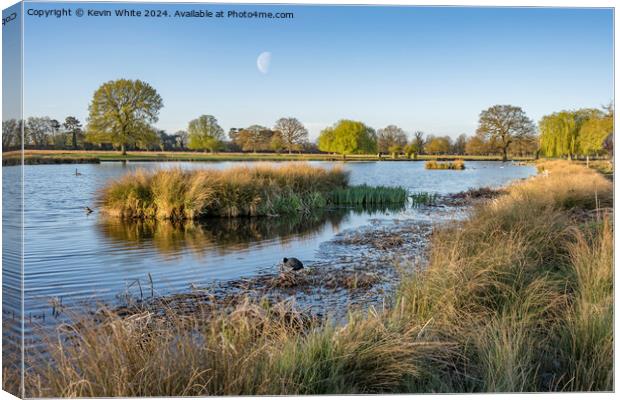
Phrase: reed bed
[
  {"left": 425, "top": 159, "right": 465, "bottom": 170},
  {"left": 99, "top": 164, "right": 410, "bottom": 220},
  {"left": 328, "top": 184, "right": 408, "bottom": 206},
  {"left": 22, "top": 160, "right": 612, "bottom": 396},
  {"left": 410, "top": 192, "right": 439, "bottom": 206}
]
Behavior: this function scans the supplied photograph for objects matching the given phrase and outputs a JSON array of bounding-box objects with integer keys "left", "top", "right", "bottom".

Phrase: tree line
[{"left": 2, "top": 79, "right": 613, "bottom": 160}]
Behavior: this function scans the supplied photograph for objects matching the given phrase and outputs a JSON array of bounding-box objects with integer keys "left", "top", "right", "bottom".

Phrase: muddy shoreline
[{"left": 96, "top": 187, "right": 504, "bottom": 323}]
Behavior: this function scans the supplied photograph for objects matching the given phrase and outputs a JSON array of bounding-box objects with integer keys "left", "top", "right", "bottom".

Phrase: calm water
[{"left": 3, "top": 160, "right": 535, "bottom": 345}]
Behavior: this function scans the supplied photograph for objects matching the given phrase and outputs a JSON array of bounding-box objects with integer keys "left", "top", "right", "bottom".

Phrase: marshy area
[{"left": 3, "top": 159, "right": 611, "bottom": 396}]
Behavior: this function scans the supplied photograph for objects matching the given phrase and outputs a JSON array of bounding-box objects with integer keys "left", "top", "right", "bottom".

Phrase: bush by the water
[
  {"left": 425, "top": 159, "right": 465, "bottom": 170},
  {"left": 14, "top": 160, "right": 612, "bottom": 396},
  {"left": 99, "top": 164, "right": 408, "bottom": 220}
]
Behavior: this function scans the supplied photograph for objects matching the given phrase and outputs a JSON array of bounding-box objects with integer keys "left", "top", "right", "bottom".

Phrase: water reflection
[
  {"left": 97, "top": 210, "right": 348, "bottom": 258},
  {"left": 98, "top": 204, "right": 407, "bottom": 259}
]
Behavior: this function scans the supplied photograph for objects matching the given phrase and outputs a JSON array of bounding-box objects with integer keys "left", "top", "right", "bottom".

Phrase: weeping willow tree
[
  {"left": 579, "top": 107, "right": 614, "bottom": 163},
  {"left": 539, "top": 109, "right": 600, "bottom": 159},
  {"left": 539, "top": 111, "right": 578, "bottom": 158}
]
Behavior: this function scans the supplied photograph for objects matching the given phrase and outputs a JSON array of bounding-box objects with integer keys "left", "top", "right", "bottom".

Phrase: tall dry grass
[
  {"left": 25, "top": 160, "right": 612, "bottom": 395},
  {"left": 99, "top": 163, "right": 349, "bottom": 220},
  {"left": 100, "top": 163, "right": 410, "bottom": 220},
  {"left": 425, "top": 160, "right": 465, "bottom": 170}
]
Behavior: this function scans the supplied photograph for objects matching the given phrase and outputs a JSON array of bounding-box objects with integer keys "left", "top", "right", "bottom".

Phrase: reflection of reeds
[{"left": 98, "top": 210, "right": 349, "bottom": 257}]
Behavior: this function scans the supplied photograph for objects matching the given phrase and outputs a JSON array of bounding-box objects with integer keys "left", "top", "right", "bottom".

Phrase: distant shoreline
[{"left": 2, "top": 150, "right": 537, "bottom": 166}]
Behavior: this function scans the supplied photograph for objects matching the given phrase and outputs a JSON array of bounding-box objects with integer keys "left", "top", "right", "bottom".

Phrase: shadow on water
[{"left": 97, "top": 204, "right": 406, "bottom": 258}]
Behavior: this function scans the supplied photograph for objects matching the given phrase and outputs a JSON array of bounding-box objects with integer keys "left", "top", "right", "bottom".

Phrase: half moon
[{"left": 257, "top": 51, "right": 272, "bottom": 74}]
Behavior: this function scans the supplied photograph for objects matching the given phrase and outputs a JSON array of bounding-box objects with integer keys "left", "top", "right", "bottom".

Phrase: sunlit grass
[{"left": 100, "top": 164, "right": 410, "bottom": 220}]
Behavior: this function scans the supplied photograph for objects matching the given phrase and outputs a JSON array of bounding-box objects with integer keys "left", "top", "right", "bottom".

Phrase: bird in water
[
  {"left": 75, "top": 168, "right": 82, "bottom": 176},
  {"left": 84, "top": 207, "right": 93, "bottom": 214},
  {"left": 282, "top": 257, "right": 304, "bottom": 271}
]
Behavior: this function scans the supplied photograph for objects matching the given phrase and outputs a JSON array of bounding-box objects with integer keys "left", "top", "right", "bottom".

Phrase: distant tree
[
  {"left": 579, "top": 109, "right": 613, "bottom": 159},
  {"left": 317, "top": 127, "right": 336, "bottom": 154},
  {"left": 187, "top": 115, "right": 225, "bottom": 152},
  {"left": 377, "top": 125, "right": 407, "bottom": 157},
  {"left": 273, "top": 117, "right": 308, "bottom": 154},
  {"left": 155, "top": 130, "right": 179, "bottom": 151},
  {"left": 510, "top": 134, "right": 539, "bottom": 158},
  {"left": 49, "top": 119, "right": 63, "bottom": 146},
  {"left": 465, "top": 135, "right": 487, "bottom": 155},
  {"left": 25, "top": 117, "right": 53, "bottom": 147},
  {"left": 404, "top": 141, "right": 420, "bottom": 159},
  {"left": 477, "top": 105, "right": 535, "bottom": 161},
  {"left": 539, "top": 111, "right": 578, "bottom": 159},
  {"left": 270, "top": 131, "right": 286, "bottom": 153},
  {"left": 424, "top": 135, "right": 452, "bottom": 155},
  {"left": 2, "top": 119, "right": 22, "bottom": 150},
  {"left": 85, "top": 79, "right": 163, "bottom": 154},
  {"left": 317, "top": 120, "right": 376, "bottom": 159},
  {"left": 412, "top": 131, "right": 425, "bottom": 155},
  {"left": 228, "top": 128, "right": 240, "bottom": 143},
  {"left": 452, "top": 133, "right": 468, "bottom": 155},
  {"left": 235, "top": 125, "right": 275, "bottom": 152},
  {"left": 63, "top": 116, "right": 83, "bottom": 150},
  {"left": 174, "top": 130, "right": 189, "bottom": 149}
]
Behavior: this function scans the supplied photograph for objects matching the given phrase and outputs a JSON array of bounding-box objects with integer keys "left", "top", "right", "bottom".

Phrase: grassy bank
[
  {"left": 15, "top": 160, "right": 612, "bottom": 396},
  {"left": 99, "top": 164, "right": 408, "bottom": 220},
  {"left": 2, "top": 152, "right": 100, "bottom": 166},
  {"left": 3, "top": 149, "right": 534, "bottom": 164}
]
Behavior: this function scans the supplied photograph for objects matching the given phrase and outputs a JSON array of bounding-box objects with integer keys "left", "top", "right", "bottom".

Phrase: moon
[{"left": 257, "top": 51, "right": 272, "bottom": 74}]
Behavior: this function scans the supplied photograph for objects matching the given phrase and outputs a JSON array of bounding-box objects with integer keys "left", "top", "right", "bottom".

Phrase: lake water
[{"left": 2, "top": 160, "right": 536, "bottom": 347}]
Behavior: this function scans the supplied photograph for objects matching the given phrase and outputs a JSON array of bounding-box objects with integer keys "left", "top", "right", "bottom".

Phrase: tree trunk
[
  {"left": 586, "top": 154, "right": 590, "bottom": 168},
  {"left": 502, "top": 145, "right": 509, "bottom": 162},
  {"left": 72, "top": 132, "right": 77, "bottom": 150},
  {"left": 121, "top": 144, "right": 126, "bottom": 156}
]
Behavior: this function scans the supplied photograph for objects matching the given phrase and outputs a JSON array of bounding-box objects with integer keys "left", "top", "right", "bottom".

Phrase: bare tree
[
  {"left": 64, "top": 116, "right": 83, "bottom": 150},
  {"left": 377, "top": 125, "right": 408, "bottom": 155},
  {"left": 2, "top": 119, "right": 22, "bottom": 150},
  {"left": 477, "top": 105, "right": 535, "bottom": 161},
  {"left": 273, "top": 117, "right": 308, "bottom": 153},
  {"left": 25, "top": 117, "right": 53, "bottom": 147}
]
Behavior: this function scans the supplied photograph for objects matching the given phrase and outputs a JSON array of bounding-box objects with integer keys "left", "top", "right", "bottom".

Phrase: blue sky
[{"left": 15, "top": 3, "right": 614, "bottom": 140}]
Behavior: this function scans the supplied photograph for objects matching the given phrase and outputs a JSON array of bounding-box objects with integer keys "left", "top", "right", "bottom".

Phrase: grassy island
[
  {"left": 425, "top": 159, "right": 465, "bottom": 170},
  {"left": 99, "top": 164, "right": 408, "bottom": 220}
]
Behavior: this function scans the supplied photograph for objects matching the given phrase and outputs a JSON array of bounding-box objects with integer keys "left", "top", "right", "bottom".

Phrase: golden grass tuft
[
  {"left": 99, "top": 163, "right": 349, "bottom": 220},
  {"left": 425, "top": 160, "right": 465, "bottom": 170}
]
